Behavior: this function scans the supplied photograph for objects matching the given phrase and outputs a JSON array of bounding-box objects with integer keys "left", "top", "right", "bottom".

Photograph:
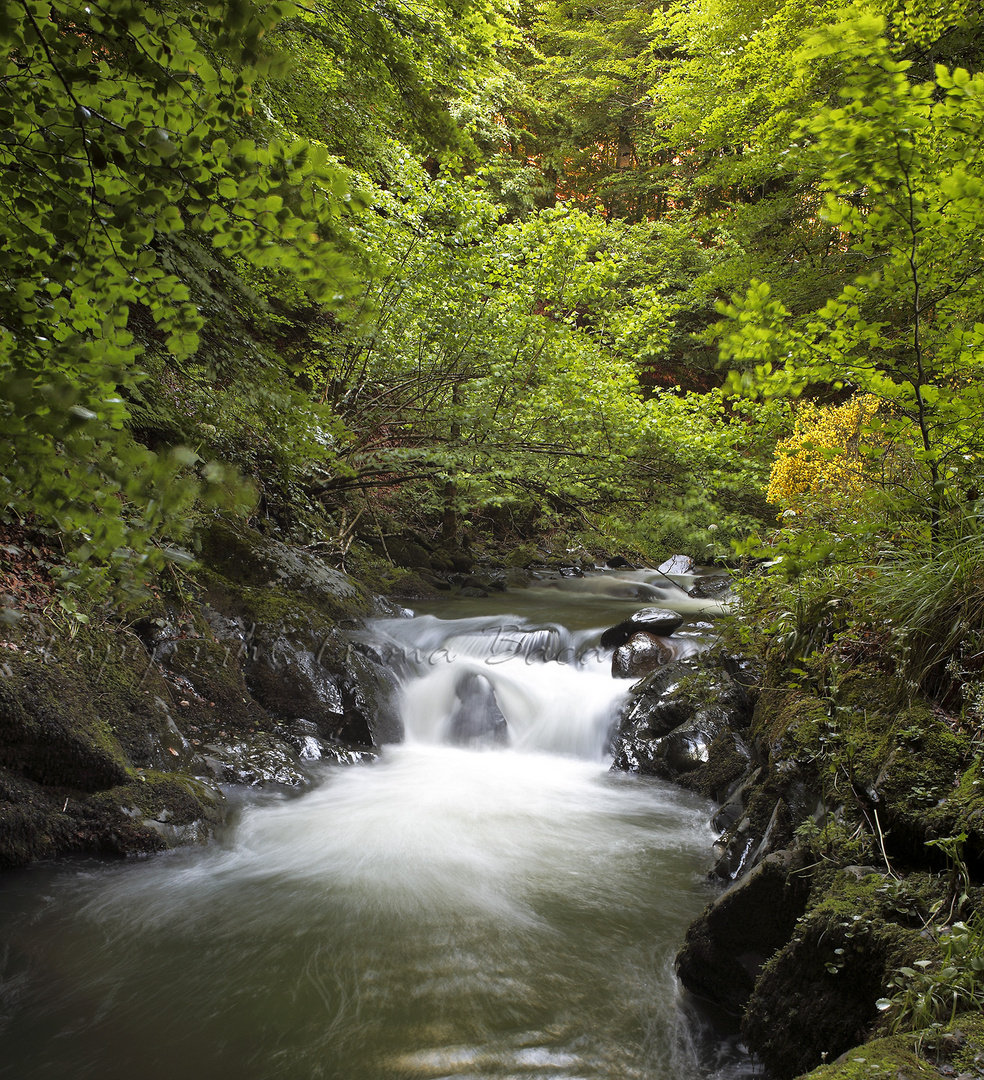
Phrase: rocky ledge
[
  {"left": 0, "top": 518, "right": 405, "bottom": 870},
  {"left": 609, "top": 638, "right": 984, "bottom": 1079}
]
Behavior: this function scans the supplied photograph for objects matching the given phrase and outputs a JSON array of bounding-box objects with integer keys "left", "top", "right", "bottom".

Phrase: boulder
[
  {"left": 611, "top": 655, "right": 754, "bottom": 790},
  {"left": 688, "top": 574, "right": 733, "bottom": 600},
  {"left": 740, "top": 868, "right": 939, "bottom": 1079},
  {"left": 447, "top": 672, "right": 509, "bottom": 748},
  {"left": 600, "top": 607, "right": 685, "bottom": 649},
  {"left": 675, "top": 849, "right": 811, "bottom": 1015},
  {"left": 657, "top": 555, "right": 695, "bottom": 575},
  {"left": 611, "top": 631, "right": 673, "bottom": 679}
]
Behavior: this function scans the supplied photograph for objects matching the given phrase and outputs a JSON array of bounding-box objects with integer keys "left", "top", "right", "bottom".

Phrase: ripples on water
[{"left": 0, "top": 572, "right": 760, "bottom": 1080}]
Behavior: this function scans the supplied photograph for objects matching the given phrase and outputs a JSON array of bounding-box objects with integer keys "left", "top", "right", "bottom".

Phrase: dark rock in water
[
  {"left": 675, "top": 848, "right": 811, "bottom": 1016},
  {"left": 605, "top": 555, "right": 635, "bottom": 569},
  {"left": 657, "top": 554, "right": 694, "bottom": 575},
  {"left": 447, "top": 672, "right": 509, "bottom": 748},
  {"left": 559, "top": 565, "right": 584, "bottom": 577},
  {"left": 198, "top": 733, "right": 309, "bottom": 788},
  {"left": 688, "top": 574, "right": 733, "bottom": 600},
  {"left": 611, "top": 631, "right": 673, "bottom": 679},
  {"left": 282, "top": 721, "right": 379, "bottom": 769},
  {"left": 600, "top": 607, "right": 685, "bottom": 649},
  {"left": 712, "top": 773, "right": 822, "bottom": 881},
  {"left": 610, "top": 655, "right": 754, "bottom": 792}
]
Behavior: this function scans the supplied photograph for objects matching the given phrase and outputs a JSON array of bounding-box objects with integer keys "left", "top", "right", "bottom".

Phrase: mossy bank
[
  {"left": 662, "top": 650, "right": 984, "bottom": 1080},
  {"left": 0, "top": 517, "right": 404, "bottom": 871}
]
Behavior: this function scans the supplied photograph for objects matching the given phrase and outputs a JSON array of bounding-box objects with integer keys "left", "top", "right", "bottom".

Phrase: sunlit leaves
[
  {"left": 0, "top": 0, "right": 361, "bottom": 601},
  {"left": 717, "top": 14, "right": 984, "bottom": 527}
]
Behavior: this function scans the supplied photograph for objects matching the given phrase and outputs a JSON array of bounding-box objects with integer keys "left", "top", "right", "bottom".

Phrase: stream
[{"left": 0, "top": 569, "right": 759, "bottom": 1080}]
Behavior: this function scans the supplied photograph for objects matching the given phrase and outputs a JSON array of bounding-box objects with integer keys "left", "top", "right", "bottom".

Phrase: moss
[
  {"left": 794, "top": 1033, "right": 934, "bottom": 1079},
  {"left": 0, "top": 647, "right": 130, "bottom": 791},
  {"left": 682, "top": 730, "right": 751, "bottom": 801},
  {"left": 751, "top": 687, "right": 829, "bottom": 766},
  {"left": 795, "top": 1011, "right": 984, "bottom": 1080},
  {"left": 341, "top": 543, "right": 444, "bottom": 598},
  {"left": 163, "top": 632, "right": 271, "bottom": 738},
  {"left": 0, "top": 763, "right": 221, "bottom": 867},
  {"left": 925, "top": 757, "right": 984, "bottom": 869},
  {"left": 742, "top": 869, "right": 949, "bottom": 1079},
  {"left": 197, "top": 517, "right": 378, "bottom": 623},
  {"left": 0, "top": 766, "right": 80, "bottom": 869},
  {"left": 504, "top": 543, "right": 542, "bottom": 568},
  {"left": 85, "top": 770, "right": 224, "bottom": 839}
]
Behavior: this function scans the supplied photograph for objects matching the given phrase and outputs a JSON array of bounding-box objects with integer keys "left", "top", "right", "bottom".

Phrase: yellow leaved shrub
[{"left": 767, "top": 394, "right": 881, "bottom": 516}]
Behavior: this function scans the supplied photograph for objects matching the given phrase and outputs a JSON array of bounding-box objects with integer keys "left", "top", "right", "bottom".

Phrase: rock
[
  {"left": 657, "top": 554, "right": 695, "bottom": 575},
  {"left": 675, "top": 849, "right": 811, "bottom": 1016},
  {"left": 688, "top": 574, "right": 733, "bottom": 600},
  {"left": 559, "top": 565, "right": 584, "bottom": 577},
  {"left": 712, "top": 775, "right": 823, "bottom": 881},
  {"left": 611, "top": 655, "right": 753, "bottom": 790},
  {"left": 611, "top": 631, "right": 673, "bottom": 679},
  {"left": 199, "top": 518, "right": 384, "bottom": 620},
  {"left": 739, "top": 868, "right": 934, "bottom": 1079},
  {"left": 447, "top": 672, "right": 509, "bottom": 748},
  {"left": 600, "top": 607, "right": 685, "bottom": 648},
  {"left": 505, "top": 544, "right": 541, "bottom": 569},
  {"left": 432, "top": 546, "right": 475, "bottom": 573},
  {"left": 0, "top": 662, "right": 130, "bottom": 791},
  {"left": 605, "top": 555, "right": 635, "bottom": 569},
  {"left": 197, "top": 732, "right": 310, "bottom": 787}
]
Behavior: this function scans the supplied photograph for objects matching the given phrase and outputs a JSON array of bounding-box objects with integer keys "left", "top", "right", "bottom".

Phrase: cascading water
[{"left": 0, "top": 570, "right": 758, "bottom": 1080}]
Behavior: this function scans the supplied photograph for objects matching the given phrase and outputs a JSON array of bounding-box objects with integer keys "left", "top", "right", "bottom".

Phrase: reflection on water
[{"left": 0, "top": 571, "right": 758, "bottom": 1080}]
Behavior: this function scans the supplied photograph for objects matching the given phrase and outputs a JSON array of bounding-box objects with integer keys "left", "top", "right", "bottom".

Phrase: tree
[
  {"left": 719, "top": 14, "right": 984, "bottom": 536},
  {"left": 0, "top": 0, "right": 359, "bottom": 604}
]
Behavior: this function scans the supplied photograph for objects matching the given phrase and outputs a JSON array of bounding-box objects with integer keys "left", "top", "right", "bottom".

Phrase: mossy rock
[
  {"left": 751, "top": 670, "right": 977, "bottom": 865},
  {"left": 680, "top": 729, "right": 755, "bottom": 802},
  {"left": 795, "top": 1011, "right": 984, "bottom": 1080},
  {"left": 925, "top": 757, "right": 984, "bottom": 872},
  {"left": 198, "top": 517, "right": 380, "bottom": 622},
  {"left": 750, "top": 687, "right": 829, "bottom": 770},
  {"left": 0, "top": 651, "right": 129, "bottom": 791},
  {"left": 200, "top": 582, "right": 402, "bottom": 747},
  {"left": 742, "top": 868, "right": 948, "bottom": 1079},
  {"left": 0, "top": 766, "right": 86, "bottom": 869},
  {"left": 676, "top": 848, "right": 812, "bottom": 1015},
  {"left": 504, "top": 543, "right": 542, "bottom": 569},
  {"left": 84, "top": 771, "right": 225, "bottom": 849}
]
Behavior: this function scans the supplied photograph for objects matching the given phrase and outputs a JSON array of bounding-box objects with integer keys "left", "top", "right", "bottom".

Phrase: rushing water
[{"left": 0, "top": 569, "right": 758, "bottom": 1080}]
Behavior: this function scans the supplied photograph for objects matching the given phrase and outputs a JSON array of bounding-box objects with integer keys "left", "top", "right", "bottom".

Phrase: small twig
[{"left": 872, "top": 806, "right": 896, "bottom": 879}]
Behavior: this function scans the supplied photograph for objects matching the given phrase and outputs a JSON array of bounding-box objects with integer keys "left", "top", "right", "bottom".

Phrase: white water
[{"left": 0, "top": 575, "right": 757, "bottom": 1080}]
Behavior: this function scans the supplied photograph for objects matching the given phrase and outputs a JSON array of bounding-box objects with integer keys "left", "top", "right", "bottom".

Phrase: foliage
[
  {"left": 719, "top": 15, "right": 984, "bottom": 532},
  {"left": 518, "top": 0, "right": 665, "bottom": 219},
  {"left": 857, "top": 514, "right": 984, "bottom": 706},
  {"left": 877, "top": 913, "right": 984, "bottom": 1037},
  {"left": 259, "top": 0, "right": 517, "bottom": 171},
  {"left": 766, "top": 395, "right": 881, "bottom": 517},
  {"left": 0, "top": 0, "right": 362, "bottom": 600}
]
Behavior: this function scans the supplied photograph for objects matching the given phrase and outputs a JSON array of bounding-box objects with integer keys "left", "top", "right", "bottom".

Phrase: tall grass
[{"left": 862, "top": 514, "right": 984, "bottom": 709}]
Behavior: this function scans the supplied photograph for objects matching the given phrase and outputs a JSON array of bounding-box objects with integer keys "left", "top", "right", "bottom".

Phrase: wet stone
[
  {"left": 600, "top": 608, "right": 685, "bottom": 649},
  {"left": 611, "top": 631, "right": 673, "bottom": 679}
]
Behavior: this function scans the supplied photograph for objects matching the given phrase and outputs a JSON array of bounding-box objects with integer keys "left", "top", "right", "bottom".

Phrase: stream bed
[{"left": 0, "top": 570, "right": 760, "bottom": 1079}]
